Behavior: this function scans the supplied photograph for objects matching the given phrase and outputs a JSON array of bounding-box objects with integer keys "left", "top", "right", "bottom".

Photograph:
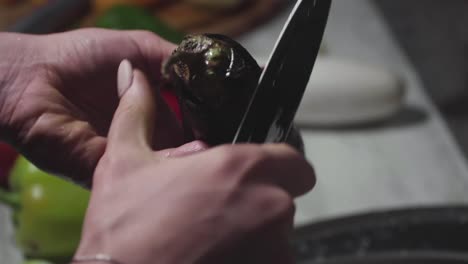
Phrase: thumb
[{"left": 107, "top": 60, "right": 156, "bottom": 153}]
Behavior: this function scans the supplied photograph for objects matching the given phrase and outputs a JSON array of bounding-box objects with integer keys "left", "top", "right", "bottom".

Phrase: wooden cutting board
[
  {"left": 81, "top": 0, "right": 287, "bottom": 37},
  {"left": 1, "top": 0, "right": 286, "bottom": 36},
  {"left": 155, "top": 0, "right": 286, "bottom": 37}
]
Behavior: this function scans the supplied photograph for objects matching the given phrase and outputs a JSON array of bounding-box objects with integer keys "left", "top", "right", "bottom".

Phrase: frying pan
[
  {"left": 302, "top": 252, "right": 468, "bottom": 264},
  {"left": 291, "top": 206, "right": 468, "bottom": 263}
]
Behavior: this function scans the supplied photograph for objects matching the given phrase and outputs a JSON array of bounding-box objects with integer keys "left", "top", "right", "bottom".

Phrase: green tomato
[
  {"left": 8, "top": 154, "right": 37, "bottom": 192},
  {"left": 7, "top": 156, "right": 90, "bottom": 262},
  {"left": 23, "top": 260, "right": 54, "bottom": 264}
]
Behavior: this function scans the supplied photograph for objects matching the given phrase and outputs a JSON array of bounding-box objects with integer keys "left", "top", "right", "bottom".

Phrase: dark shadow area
[
  {"left": 373, "top": 0, "right": 468, "bottom": 160},
  {"left": 373, "top": 0, "right": 468, "bottom": 109},
  {"left": 384, "top": 105, "right": 430, "bottom": 128},
  {"left": 442, "top": 95, "right": 468, "bottom": 117},
  {"left": 296, "top": 105, "right": 429, "bottom": 132}
]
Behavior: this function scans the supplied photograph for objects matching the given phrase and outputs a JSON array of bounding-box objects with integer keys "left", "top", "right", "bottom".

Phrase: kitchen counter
[{"left": 238, "top": 0, "right": 468, "bottom": 226}]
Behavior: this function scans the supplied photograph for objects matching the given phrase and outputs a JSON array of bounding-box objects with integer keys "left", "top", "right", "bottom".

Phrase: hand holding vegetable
[
  {"left": 75, "top": 61, "right": 315, "bottom": 264},
  {"left": 0, "top": 29, "right": 183, "bottom": 186},
  {"left": 163, "top": 34, "right": 304, "bottom": 151}
]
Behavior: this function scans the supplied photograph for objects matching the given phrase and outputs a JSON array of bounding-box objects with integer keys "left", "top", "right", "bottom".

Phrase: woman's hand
[
  {"left": 0, "top": 29, "right": 182, "bottom": 185},
  {"left": 74, "top": 61, "right": 316, "bottom": 264}
]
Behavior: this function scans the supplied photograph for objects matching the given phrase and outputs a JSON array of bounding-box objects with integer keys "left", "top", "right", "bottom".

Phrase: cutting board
[
  {"left": 154, "top": 0, "right": 286, "bottom": 36},
  {"left": 81, "top": 0, "right": 287, "bottom": 37},
  {"left": 2, "top": 0, "right": 286, "bottom": 36}
]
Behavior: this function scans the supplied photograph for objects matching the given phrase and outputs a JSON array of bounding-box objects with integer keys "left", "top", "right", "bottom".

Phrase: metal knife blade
[{"left": 233, "top": 0, "right": 332, "bottom": 144}]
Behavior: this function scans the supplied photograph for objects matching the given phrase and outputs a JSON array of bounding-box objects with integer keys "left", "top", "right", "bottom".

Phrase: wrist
[
  {"left": 71, "top": 254, "right": 121, "bottom": 264},
  {"left": 73, "top": 228, "right": 111, "bottom": 262},
  {"left": 75, "top": 223, "right": 194, "bottom": 264},
  {"left": 74, "top": 234, "right": 167, "bottom": 264}
]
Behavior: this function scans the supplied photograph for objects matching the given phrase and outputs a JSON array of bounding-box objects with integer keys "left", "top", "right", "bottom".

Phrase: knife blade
[{"left": 233, "top": 0, "right": 332, "bottom": 144}]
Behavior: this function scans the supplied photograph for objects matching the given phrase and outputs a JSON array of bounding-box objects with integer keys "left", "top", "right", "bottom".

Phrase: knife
[{"left": 233, "top": 0, "right": 332, "bottom": 144}]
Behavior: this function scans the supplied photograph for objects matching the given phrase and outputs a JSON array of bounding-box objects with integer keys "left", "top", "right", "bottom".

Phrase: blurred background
[
  {"left": 375, "top": 0, "right": 468, "bottom": 158},
  {"left": 1, "top": 0, "right": 468, "bottom": 263}
]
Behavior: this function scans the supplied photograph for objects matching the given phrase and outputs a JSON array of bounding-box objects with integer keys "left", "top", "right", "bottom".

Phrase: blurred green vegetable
[
  {"left": 95, "top": 4, "right": 185, "bottom": 43},
  {"left": 0, "top": 156, "right": 90, "bottom": 263},
  {"left": 23, "top": 260, "right": 54, "bottom": 264}
]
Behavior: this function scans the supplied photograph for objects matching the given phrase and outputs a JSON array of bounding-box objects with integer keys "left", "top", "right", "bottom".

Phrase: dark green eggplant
[{"left": 162, "top": 34, "right": 303, "bottom": 152}]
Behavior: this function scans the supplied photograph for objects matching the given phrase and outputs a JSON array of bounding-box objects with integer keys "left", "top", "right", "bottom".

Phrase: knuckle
[
  {"left": 213, "top": 145, "right": 235, "bottom": 162},
  {"left": 69, "top": 121, "right": 94, "bottom": 137},
  {"left": 230, "top": 145, "right": 269, "bottom": 170},
  {"left": 256, "top": 188, "right": 295, "bottom": 218},
  {"left": 208, "top": 145, "right": 264, "bottom": 180},
  {"left": 242, "top": 146, "right": 273, "bottom": 173},
  {"left": 212, "top": 145, "right": 244, "bottom": 170},
  {"left": 265, "top": 143, "right": 316, "bottom": 187}
]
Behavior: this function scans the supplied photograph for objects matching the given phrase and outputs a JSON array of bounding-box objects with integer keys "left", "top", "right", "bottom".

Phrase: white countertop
[{"left": 239, "top": 0, "right": 468, "bottom": 226}]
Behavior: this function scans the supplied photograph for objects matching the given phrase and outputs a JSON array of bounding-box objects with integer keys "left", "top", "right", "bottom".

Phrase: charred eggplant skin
[
  {"left": 162, "top": 34, "right": 304, "bottom": 152},
  {"left": 162, "top": 34, "right": 261, "bottom": 145}
]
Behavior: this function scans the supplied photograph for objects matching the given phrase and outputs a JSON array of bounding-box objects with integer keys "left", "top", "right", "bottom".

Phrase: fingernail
[
  {"left": 166, "top": 141, "right": 209, "bottom": 158},
  {"left": 117, "top": 59, "right": 134, "bottom": 98}
]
